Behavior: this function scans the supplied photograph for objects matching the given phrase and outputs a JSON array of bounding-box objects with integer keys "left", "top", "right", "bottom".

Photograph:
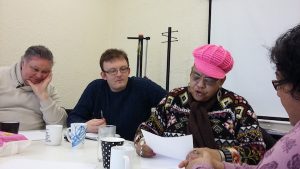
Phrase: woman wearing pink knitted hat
[
  {"left": 134, "top": 44, "right": 266, "bottom": 165},
  {"left": 178, "top": 24, "right": 300, "bottom": 169}
]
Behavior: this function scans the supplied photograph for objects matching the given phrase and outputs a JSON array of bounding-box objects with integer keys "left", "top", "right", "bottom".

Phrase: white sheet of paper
[
  {"left": 141, "top": 130, "right": 193, "bottom": 160},
  {"left": 140, "top": 154, "right": 181, "bottom": 169},
  {"left": 19, "top": 130, "right": 45, "bottom": 140},
  {"left": 0, "top": 159, "right": 95, "bottom": 169}
]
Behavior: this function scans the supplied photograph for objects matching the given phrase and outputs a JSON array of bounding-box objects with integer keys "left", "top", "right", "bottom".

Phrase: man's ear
[{"left": 100, "top": 72, "right": 107, "bottom": 80}]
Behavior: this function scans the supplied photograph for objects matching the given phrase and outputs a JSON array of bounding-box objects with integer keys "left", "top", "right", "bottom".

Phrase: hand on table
[
  {"left": 86, "top": 118, "right": 106, "bottom": 133},
  {"left": 190, "top": 148, "right": 222, "bottom": 162},
  {"left": 178, "top": 148, "right": 224, "bottom": 169}
]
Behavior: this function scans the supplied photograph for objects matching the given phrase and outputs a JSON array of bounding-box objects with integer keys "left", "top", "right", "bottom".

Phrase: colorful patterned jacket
[{"left": 134, "top": 87, "right": 266, "bottom": 165}]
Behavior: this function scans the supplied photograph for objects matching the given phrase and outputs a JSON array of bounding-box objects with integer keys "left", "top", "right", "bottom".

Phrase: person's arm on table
[
  {"left": 67, "top": 81, "right": 106, "bottom": 133},
  {"left": 134, "top": 97, "right": 168, "bottom": 158},
  {"left": 222, "top": 98, "right": 266, "bottom": 165},
  {"left": 178, "top": 149, "right": 224, "bottom": 169}
]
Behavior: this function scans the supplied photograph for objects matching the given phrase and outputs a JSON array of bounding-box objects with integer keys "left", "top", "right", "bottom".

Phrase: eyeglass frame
[
  {"left": 190, "top": 68, "right": 220, "bottom": 86},
  {"left": 103, "top": 66, "right": 130, "bottom": 76},
  {"left": 272, "top": 79, "right": 287, "bottom": 90}
]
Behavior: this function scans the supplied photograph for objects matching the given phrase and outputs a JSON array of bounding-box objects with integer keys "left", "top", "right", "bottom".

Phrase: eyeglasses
[
  {"left": 103, "top": 66, "right": 129, "bottom": 76},
  {"left": 191, "top": 71, "right": 219, "bottom": 86},
  {"left": 272, "top": 79, "right": 286, "bottom": 90}
]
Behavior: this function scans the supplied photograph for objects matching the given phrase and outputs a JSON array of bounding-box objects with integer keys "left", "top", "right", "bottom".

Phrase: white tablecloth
[{"left": 0, "top": 131, "right": 180, "bottom": 169}]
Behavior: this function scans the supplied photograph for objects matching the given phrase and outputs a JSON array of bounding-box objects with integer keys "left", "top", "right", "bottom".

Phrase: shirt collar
[{"left": 10, "top": 62, "right": 32, "bottom": 91}]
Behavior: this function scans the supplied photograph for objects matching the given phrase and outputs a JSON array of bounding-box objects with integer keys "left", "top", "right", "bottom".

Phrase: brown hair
[{"left": 99, "top": 49, "right": 129, "bottom": 71}]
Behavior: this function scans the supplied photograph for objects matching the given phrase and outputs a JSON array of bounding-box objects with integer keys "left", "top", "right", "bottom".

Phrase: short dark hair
[
  {"left": 270, "top": 24, "right": 300, "bottom": 99},
  {"left": 22, "top": 45, "right": 53, "bottom": 64},
  {"left": 99, "top": 49, "right": 129, "bottom": 71}
]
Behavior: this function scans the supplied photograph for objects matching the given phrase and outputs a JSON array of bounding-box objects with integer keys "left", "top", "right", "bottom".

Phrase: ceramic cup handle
[{"left": 65, "top": 127, "right": 72, "bottom": 143}]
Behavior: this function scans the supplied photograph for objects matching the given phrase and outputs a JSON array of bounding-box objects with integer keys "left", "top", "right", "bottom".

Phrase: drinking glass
[{"left": 97, "top": 125, "right": 116, "bottom": 162}]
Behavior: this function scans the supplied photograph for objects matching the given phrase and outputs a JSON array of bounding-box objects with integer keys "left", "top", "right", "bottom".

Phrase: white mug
[
  {"left": 110, "top": 145, "right": 134, "bottom": 169},
  {"left": 66, "top": 123, "right": 87, "bottom": 148},
  {"left": 45, "top": 125, "right": 63, "bottom": 146}
]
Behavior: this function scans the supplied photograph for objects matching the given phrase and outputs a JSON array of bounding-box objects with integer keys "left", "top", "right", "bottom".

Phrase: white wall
[
  {"left": 0, "top": 0, "right": 209, "bottom": 108},
  {"left": 210, "top": 0, "right": 300, "bottom": 118},
  {"left": 108, "top": 0, "right": 209, "bottom": 89}
]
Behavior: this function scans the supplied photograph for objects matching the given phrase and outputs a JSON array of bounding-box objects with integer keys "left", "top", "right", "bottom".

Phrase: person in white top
[{"left": 0, "top": 45, "right": 67, "bottom": 130}]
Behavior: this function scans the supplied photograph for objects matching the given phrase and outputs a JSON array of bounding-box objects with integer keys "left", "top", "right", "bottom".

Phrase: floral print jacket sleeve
[{"left": 217, "top": 89, "right": 266, "bottom": 165}]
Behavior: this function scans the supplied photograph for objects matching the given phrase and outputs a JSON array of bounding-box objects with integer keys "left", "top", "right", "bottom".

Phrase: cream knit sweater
[{"left": 0, "top": 62, "right": 67, "bottom": 130}]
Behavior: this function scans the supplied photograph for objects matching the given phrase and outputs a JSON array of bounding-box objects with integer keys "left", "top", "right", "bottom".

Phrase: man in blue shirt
[{"left": 67, "top": 49, "right": 166, "bottom": 141}]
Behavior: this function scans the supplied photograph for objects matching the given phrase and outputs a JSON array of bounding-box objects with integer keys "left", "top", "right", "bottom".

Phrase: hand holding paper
[{"left": 141, "top": 130, "right": 193, "bottom": 160}]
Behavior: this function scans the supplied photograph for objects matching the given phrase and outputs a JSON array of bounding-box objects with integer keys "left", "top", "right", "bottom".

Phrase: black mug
[
  {"left": 101, "top": 137, "right": 125, "bottom": 169},
  {"left": 0, "top": 122, "right": 20, "bottom": 134}
]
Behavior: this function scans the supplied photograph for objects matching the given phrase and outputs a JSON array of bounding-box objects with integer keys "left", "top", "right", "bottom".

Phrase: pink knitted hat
[{"left": 193, "top": 44, "right": 234, "bottom": 79}]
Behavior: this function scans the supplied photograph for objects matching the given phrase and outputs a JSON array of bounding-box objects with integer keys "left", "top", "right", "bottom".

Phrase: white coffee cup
[
  {"left": 110, "top": 145, "right": 134, "bottom": 169},
  {"left": 45, "top": 125, "right": 63, "bottom": 146},
  {"left": 66, "top": 123, "right": 87, "bottom": 148}
]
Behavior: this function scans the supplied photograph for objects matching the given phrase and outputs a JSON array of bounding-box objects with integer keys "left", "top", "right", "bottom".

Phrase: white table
[{"left": 0, "top": 132, "right": 180, "bottom": 169}]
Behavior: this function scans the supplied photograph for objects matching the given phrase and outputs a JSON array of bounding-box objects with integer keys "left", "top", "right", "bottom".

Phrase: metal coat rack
[
  {"left": 127, "top": 35, "right": 150, "bottom": 78},
  {"left": 162, "top": 27, "right": 178, "bottom": 91}
]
